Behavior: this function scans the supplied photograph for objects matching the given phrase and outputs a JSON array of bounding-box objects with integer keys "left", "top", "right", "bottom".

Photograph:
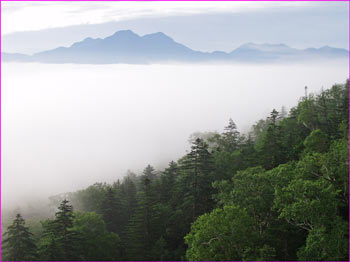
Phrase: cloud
[
  {"left": 2, "top": 1, "right": 312, "bottom": 35},
  {"left": 1, "top": 2, "right": 48, "bottom": 13}
]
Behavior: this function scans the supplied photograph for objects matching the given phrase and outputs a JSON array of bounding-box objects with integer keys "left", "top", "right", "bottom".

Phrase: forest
[{"left": 2, "top": 79, "right": 349, "bottom": 261}]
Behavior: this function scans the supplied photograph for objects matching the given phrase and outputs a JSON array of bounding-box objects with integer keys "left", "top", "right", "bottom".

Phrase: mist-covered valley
[
  {"left": 2, "top": 61, "right": 348, "bottom": 208},
  {"left": 1, "top": 60, "right": 349, "bottom": 261}
]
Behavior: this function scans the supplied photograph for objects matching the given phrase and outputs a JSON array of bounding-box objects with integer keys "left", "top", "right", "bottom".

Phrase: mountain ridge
[{"left": 2, "top": 30, "right": 349, "bottom": 64}]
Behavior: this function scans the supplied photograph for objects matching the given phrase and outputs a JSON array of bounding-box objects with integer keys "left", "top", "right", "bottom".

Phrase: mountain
[
  {"left": 28, "top": 30, "right": 209, "bottom": 64},
  {"left": 2, "top": 52, "right": 33, "bottom": 62},
  {"left": 2, "top": 30, "right": 348, "bottom": 64},
  {"left": 229, "top": 43, "right": 349, "bottom": 62},
  {"left": 230, "top": 43, "right": 298, "bottom": 61}
]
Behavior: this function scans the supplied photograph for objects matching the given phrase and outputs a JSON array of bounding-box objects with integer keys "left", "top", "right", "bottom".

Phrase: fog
[{"left": 1, "top": 61, "right": 349, "bottom": 209}]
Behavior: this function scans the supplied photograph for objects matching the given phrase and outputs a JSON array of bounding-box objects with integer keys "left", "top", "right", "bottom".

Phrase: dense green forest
[{"left": 2, "top": 79, "right": 349, "bottom": 261}]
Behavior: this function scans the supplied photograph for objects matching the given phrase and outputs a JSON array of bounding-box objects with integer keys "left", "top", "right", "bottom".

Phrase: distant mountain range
[{"left": 2, "top": 30, "right": 349, "bottom": 64}]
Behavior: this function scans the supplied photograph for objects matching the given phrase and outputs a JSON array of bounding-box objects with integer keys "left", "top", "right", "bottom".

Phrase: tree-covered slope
[{"left": 3, "top": 79, "right": 349, "bottom": 261}]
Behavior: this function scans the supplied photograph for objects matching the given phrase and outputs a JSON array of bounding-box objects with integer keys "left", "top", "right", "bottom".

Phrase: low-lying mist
[{"left": 1, "top": 61, "right": 349, "bottom": 211}]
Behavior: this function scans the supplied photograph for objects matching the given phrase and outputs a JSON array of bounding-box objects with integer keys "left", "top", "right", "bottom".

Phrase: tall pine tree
[
  {"left": 3, "top": 214, "right": 37, "bottom": 261},
  {"left": 39, "top": 199, "right": 80, "bottom": 260},
  {"left": 220, "top": 118, "right": 241, "bottom": 152},
  {"left": 181, "top": 138, "right": 214, "bottom": 221}
]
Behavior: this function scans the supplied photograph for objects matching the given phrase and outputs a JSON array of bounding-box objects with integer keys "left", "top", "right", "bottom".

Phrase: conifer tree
[
  {"left": 143, "top": 164, "right": 157, "bottom": 181},
  {"left": 55, "top": 199, "right": 79, "bottom": 260},
  {"left": 160, "top": 161, "right": 178, "bottom": 204},
  {"left": 40, "top": 199, "right": 80, "bottom": 260},
  {"left": 101, "top": 186, "right": 123, "bottom": 234},
  {"left": 120, "top": 175, "right": 137, "bottom": 228},
  {"left": 126, "top": 165, "right": 162, "bottom": 260},
  {"left": 181, "top": 138, "right": 214, "bottom": 221},
  {"left": 260, "top": 109, "right": 286, "bottom": 169},
  {"left": 221, "top": 118, "right": 241, "bottom": 152},
  {"left": 3, "top": 214, "right": 37, "bottom": 261}
]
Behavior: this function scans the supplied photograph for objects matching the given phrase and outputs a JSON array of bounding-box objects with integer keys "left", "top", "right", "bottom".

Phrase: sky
[{"left": 1, "top": 1, "right": 349, "bottom": 54}]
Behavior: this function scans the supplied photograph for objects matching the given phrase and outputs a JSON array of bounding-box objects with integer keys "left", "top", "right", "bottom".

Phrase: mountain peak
[
  {"left": 142, "top": 32, "right": 174, "bottom": 41},
  {"left": 108, "top": 30, "right": 140, "bottom": 39},
  {"left": 70, "top": 36, "right": 100, "bottom": 48},
  {"left": 319, "top": 45, "right": 337, "bottom": 51},
  {"left": 83, "top": 37, "right": 94, "bottom": 42}
]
